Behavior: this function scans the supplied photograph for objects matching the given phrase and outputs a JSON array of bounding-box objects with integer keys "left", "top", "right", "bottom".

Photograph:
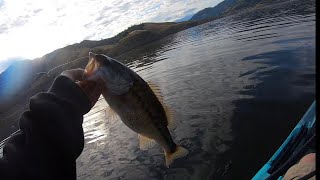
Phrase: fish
[{"left": 84, "top": 52, "right": 188, "bottom": 167}]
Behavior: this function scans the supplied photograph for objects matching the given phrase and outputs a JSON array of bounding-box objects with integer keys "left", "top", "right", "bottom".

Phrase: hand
[
  {"left": 283, "top": 153, "right": 316, "bottom": 180},
  {"left": 61, "top": 68, "right": 103, "bottom": 106}
]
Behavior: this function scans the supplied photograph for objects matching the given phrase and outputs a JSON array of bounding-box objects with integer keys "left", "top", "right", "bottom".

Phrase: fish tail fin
[{"left": 164, "top": 146, "right": 189, "bottom": 168}]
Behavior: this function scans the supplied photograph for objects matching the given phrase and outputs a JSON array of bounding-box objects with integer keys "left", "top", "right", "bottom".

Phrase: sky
[{"left": 0, "top": 0, "right": 222, "bottom": 66}]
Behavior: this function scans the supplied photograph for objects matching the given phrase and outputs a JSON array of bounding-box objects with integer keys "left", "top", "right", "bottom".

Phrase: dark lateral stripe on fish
[
  {"left": 131, "top": 81, "right": 177, "bottom": 152},
  {"left": 131, "top": 83, "right": 162, "bottom": 125}
]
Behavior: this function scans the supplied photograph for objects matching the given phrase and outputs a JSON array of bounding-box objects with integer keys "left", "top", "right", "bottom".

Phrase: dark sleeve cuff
[{"left": 48, "top": 75, "right": 91, "bottom": 115}]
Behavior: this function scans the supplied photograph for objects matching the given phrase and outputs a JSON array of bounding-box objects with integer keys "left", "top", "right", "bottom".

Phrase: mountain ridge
[
  {"left": 190, "top": 0, "right": 286, "bottom": 21},
  {"left": 191, "top": 0, "right": 238, "bottom": 21}
]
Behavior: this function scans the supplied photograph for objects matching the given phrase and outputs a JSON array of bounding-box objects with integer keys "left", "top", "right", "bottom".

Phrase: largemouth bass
[{"left": 84, "top": 52, "right": 188, "bottom": 167}]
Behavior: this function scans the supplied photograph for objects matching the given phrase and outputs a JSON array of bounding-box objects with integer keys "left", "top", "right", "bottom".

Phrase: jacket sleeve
[{"left": 0, "top": 75, "right": 91, "bottom": 180}]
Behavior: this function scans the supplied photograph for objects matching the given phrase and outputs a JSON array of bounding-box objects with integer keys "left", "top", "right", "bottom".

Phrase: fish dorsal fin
[
  {"left": 147, "top": 81, "right": 176, "bottom": 130},
  {"left": 147, "top": 81, "right": 164, "bottom": 102},
  {"left": 138, "top": 134, "right": 156, "bottom": 150},
  {"left": 105, "top": 106, "right": 119, "bottom": 125},
  {"left": 164, "top": 105, "right": 176, "bottom": 130}
]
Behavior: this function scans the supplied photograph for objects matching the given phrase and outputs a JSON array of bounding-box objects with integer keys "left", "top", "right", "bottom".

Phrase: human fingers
[{"left": 77, "top": 80, "right": 103, "bottom": 106}]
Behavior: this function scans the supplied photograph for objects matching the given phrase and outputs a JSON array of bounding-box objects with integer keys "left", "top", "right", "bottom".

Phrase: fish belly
[{"left": 104, "top": 88, "right": 176, "bottom": 152}]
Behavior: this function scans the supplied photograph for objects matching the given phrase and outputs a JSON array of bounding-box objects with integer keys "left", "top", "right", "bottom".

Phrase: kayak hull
[{"left": 252, "top": 101, "right": 316, "bottom": 180}]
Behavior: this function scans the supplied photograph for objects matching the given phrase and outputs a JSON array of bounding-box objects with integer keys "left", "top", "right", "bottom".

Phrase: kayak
[{"left": 252, "top": 101, "right": 316, "bottom": 180}]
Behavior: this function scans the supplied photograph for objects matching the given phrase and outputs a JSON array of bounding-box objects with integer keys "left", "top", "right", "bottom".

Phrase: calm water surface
[
  {"left": 76, "top": 3, "right": 315, "bottom": 180},
  {"left": 0, "top": 1, "right": 315, "bottom": 180}
]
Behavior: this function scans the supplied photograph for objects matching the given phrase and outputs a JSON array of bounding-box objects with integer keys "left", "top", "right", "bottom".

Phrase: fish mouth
[{"left": 85, "top": 52, "right": 98, "bottom": 75}]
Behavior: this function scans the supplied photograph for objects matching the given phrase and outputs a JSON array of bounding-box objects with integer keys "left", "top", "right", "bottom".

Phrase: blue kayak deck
[{"left": 252, "top": 101, "right": 316, "bottom": 180}]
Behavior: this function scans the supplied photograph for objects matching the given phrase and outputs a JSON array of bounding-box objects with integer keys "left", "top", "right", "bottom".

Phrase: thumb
[{"left": 77, "top": 80, "right": 103, "bottom": 106}]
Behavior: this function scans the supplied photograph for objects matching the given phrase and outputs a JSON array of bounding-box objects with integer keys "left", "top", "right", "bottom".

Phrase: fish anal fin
[
  {"left": 164, "top": 105, "right": 176, "bottom": 130},
  {"left": 147, "top": 81, "right": 164, "bottom": 102},
  {"left": 105, "top": 106, "right": 118, "bottom": 124},
  {"left": 139, "top": 134, "right": 156, "bottom": 150},
  {"left": 164, "top": 146, "right": 189, "bottom": 168}
]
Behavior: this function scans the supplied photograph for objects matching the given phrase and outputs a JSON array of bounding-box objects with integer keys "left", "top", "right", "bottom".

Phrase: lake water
[
  {"left": 76, "top": 2, "right": 315, "bottom": 180},
  {"left": 0, "top": 1, "right": 315, "bottom": 179}
]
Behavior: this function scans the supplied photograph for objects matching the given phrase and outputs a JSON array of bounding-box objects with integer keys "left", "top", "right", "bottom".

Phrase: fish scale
[
  {"left": 131, "top": 78, "right": 177, "bottom": 153},
  {"left": 131, "top": 82, "right": 164, "bottom": 131},
  {"left": 129, "top": 84, "right": 150, "bottom": 128}
]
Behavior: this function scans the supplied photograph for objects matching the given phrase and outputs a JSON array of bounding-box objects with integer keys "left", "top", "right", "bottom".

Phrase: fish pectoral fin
[
  {"left": 147, "top": 81, "right": 164, "bottom": 102},
  {"left": 105, "top": 106, "right": 119, "bottom": 124},
  {"left": 138, "top": 134, "right": 156, "bottom": 150},
  {"left": 164, "top": 105, "right": 176, "bottom": 130},
  {"left": 164, "top": 146, "right": 189, "bottom": 168}
]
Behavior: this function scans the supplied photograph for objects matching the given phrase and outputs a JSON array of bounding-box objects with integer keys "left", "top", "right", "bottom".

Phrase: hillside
[
  {"left": 190, "top": 0, "right": 284, "bottom": 21},
  {"left": 175, "top": 14, "right": 195, "bottom": 22},
  {"left": 191, "top": 0, "right": 238, "bottom": 21}
]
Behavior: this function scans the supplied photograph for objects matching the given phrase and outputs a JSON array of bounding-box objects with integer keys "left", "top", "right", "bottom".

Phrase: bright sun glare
[{"left": 0, "top": 0, "right": 91, "bottom": 61}]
